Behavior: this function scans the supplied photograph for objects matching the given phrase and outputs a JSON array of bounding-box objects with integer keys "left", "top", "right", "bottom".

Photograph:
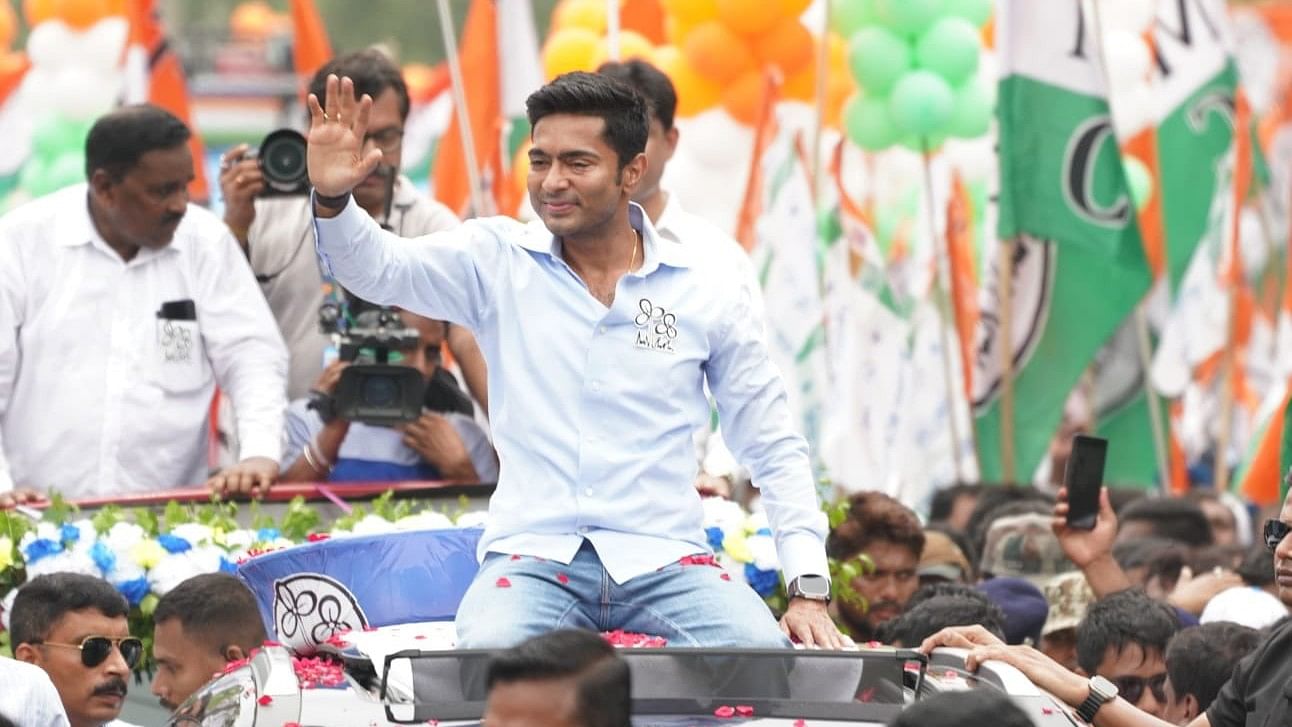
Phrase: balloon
[
  {"left": 677, "top": 107, "right": 753, "bottom": 169},
  {"left": 715, "top": 0, "right": 782, "bottom": 37},
  {"left": 662, "top": 0, "right": 719, "bottom": 26},
  {"left": 830, "top": 0, "right": 875, "bottom": 38},
  {"left": 898, "top": 133, "right": 946, "bottom": 153},
  {"left": 721, "top": 70, "right": 765, "bottom": 126},
  {"left": 403, "top": 63, "right": 441, "bottom": 104},
  {"left": 597, "top": 30, "right": 655, "bottom": 65},
  {"left": 54, "top": 0, "right": 115, "bottom": 30},
  {"left": 847, "top": 26, "right": 911, "bottom": 95},
  {"left": 875, "top": 0, "right": 945, "bottom": 37},
  {"left": 946, "top": 76, "right": 992, "bottom": 138},
  {"left": 843, "top": 93, "right": 898, "bottom": 151},
  {"left": 44, "top": 149, "right": 85, "bottom": 190},
  {"left": 1094, "top": 0, "right": 1155, "bottom": 34},
  {"left": 826, "top": 74, "right": 854, "bottom": 128},
  {"left": 23, "top": 0, "right": 56, "bottom": 27},
  {"left": 26, "top": 20, "right": 73, "bottom": 70},
  {"left": 0, "top": 2, "right": 17, "bottom": 49},
  {"left": 542, "top": 27, "right": 602, "bottom": 79},
  {"left": 32, "top": 116, "right": 90, "bottom": 159},
  {"left": 683, "top": 21, "right": 756, "bottom": 84},
  {"left": 653, "top": 45, "right": 721, "bottom": 117},
  {"left": 888, "top": 70, "right": 954, "bottom": 136},
  {"left": 230, "top": 1, "right": 277, "bottom": 39},
  {"left": 81, "top": 16, "right": 129, "bottom": 68},
  {"left": 553, "top": 0, "right": 607, "bottom": 34},
  {"left": 943, "top": 0, "right": 992, "bottom": 26},
  {"left": 1123, "top": 156, "right": 1153, "bottom": 212},
  {"left": 51, "top": 66, "right": 121, "bottom": 119},
  {"left": 780, "top": 0, "right": 812, "bottom": 18},
  {"left": 915, "top": 17, "right": 981, "bottom": 85},
  {"left": 19, "top": 157, "right": 50, "bottom": 196},
  {"left": 753, "top": 21, "right": 814, "bottom": 75}
]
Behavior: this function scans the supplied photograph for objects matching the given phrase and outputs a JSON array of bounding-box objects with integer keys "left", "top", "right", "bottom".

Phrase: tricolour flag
[{"left": 973, "top": 0, "right": 1153, "bottom": 481}]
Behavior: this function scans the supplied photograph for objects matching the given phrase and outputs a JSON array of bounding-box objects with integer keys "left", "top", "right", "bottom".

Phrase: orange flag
[
  {"left": 945, "top": 172, "right": 979, "bottom": 400},
  {"left": 433, "top": 0, "right": 501, "bottom": 218},
  {"left": 289, "top": 0, "right": 332, "bottom": 82},
  {"left": 734, "top": 72, "right": 782, "bottom": 252}
]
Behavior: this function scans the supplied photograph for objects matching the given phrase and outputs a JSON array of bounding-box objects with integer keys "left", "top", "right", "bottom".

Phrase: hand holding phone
[{"left": 1063, "top": 434, "right": 1108, "bottom": 530}]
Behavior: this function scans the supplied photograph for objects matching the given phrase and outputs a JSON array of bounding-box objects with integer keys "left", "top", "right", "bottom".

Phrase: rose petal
[
  {"left": 263, "top": 640, "right": 281, "bottom": 647},
  {"left": 510, "top": 554, "right": 522, "bottom": 561},
  {"left": 735, "top": 705, "right": 754, "bottom": 717},
  {"left": 713, "top": 706, "right": 735, "bottom": 718},
  {"left": 793, "top": 721, "right": 807, "bottom": 727},
  {"left": 557, "top": 573, "right": 570, "bottom": 584},
  {"left": 496, "top": 577, "right": 512, "bottom": 588},
  {"left": 720, "top": 573, "right": 731, "bottom": 581},
  {"left": 258, "top": 695, "right": 273, "bottom": 705}
]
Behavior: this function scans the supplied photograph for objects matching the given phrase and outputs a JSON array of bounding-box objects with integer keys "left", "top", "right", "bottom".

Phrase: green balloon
[
  {"left": 32, "top": 118, "right": 90, "bottom": 161},
  {"left": 847, "top": 26, "right": 912, "bottom": 95},
  {"left": 46, "top": 152, "right": 86, "bottom": 191},
  {"left": 943, "top": 0, "right": 992, "bottom": 26},
  {"left": 1123, "top": 156, "right": 1153, "bottom": 212},
  {"left": 898, "top": 133, "right": 947, "bottom": 153},
  {"left": 831, "top": 0, "right": 876, "bottom": 37},
  {"left": 888, "top": 70, "right": 955, "bottom": 137},
  {"left": 843, "top": 94, "right": 898, "bottom": 151},
  {"left": 18, "top": 157, "right": 52, "bottom": 197},
  {"left": 875, "top": 0, "right": 945, "bottom": 37},
  {"left": 916, "top": 17, "right": 981, "bottom": 85},
  {"left": 947, "top": 77, "right": 993, "bottom": 138}
]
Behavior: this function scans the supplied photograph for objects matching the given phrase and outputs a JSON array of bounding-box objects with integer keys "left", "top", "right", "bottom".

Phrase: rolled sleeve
[{"left": 703, "top": 278, "right": 828, "bottom": 585}]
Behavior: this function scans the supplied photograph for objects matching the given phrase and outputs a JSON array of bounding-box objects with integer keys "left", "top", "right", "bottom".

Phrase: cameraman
[
  {"left": 279, "top": 310, "right": 498, "bottom": 483},
  {"left": 220, "top": 49, "right": 488, "bottom": 412}
]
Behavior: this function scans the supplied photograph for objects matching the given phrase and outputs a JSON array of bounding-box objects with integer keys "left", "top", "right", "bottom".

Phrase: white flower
[
  {"left": 66, "top": 519, "right": 98, "bottom": 553},
  {"left": 344, "top": 514, "right": 397, "bottom": 537},
  {"left": 169, "top": 523, "right": 216, "bottom": 547},
  {"left": 148, "top": 546, "right": 227, "bottom": 597},
  {"left": 454, "top": 510, "right": 489, "bottom": 529},
  {"left": 394, "top": 511, "right": 454, "bottom": 531},
  {"left": 18, "top": 522, "right": 61, "bottom": 551},
  {"left": 25, "top": 549, "right": 101, "bottom": 580},
  {"left": 746, "top": 533, "right": 779, "bottom": 572},
  {"left": 1, "top": 588, "right": 16, "bottom": 632},
  {"left": 220, "top": 529, "right": 257, "bottom": 552},
  {"left": 745, "top": 510, "right": 770, "bottom": 534},
  {"left": 701, "top": 497, "right": 747, "bottom": 532},
  {"left": 104, "top": 522, "right": 147, "bottom": 552}
]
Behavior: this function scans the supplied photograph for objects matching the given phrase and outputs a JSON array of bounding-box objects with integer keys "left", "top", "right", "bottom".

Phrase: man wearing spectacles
[{"left": 9, "top": 573, "right": 142, "bottom": 727}]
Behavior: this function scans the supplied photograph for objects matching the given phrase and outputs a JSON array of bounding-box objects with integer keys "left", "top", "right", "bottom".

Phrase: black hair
[
  {"left": 923, "top": 523, "right": 979, "bottom": 577},
  {"left": 0, "top": 714, "right": 16, "bottom": 727},
  {"left": 596, "top": 59, "right": 678, "bottom": 131},
  {"left": 926, "top": 483, "right": 983, "bottom": 526},
  {"left": 1190, "top": 544, "right": 1246, "bottom": 573},
  {"left": 889, "top": 689, "right": 1032, "bottom": 727},
  {"left": 904, "top": 582, "right": 994, "bottom": 612},
  {"left": 1075, "top": 589, "right": 1178, "bottom": 675},
  {"left": 1119, "top": 497, "right": 1214, "bottom": 547},
  {"left": 153, "top": 573, "right": 267, "bottom": 655},
  {"left": 308, "top": 49, "right": 411, "bottom": 121},
  {"left": 10, "top": 573, "right": 130, "bottom": 648},
  {"left": 85, "top": 104, "right": 191, "bottom": 181},
  {"left": 1237, "top": 543, "right": 1275, "bottom": 587},
  {"left": 1165, "top": 622, "right": 1260, "bottom": 712},
  {"left": 1112, "top": 537, "right": 1183, "bottom": 573},
  {"left": 878, "top": 594, "right": 1006, "bottom": 648},
  {"left": 828, "top": 491, "right": 925, "bottom": 561},
  {"left": 526, "top": 72, "right": 649, "bottom": 173},
  {"left": 486, "top": 629, "right": 630, "bottom": 727}
]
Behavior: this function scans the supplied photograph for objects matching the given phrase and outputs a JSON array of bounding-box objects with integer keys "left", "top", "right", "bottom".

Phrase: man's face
[
  {"left": 1198, "top": 498, "right": 1236, "bottom": 547},
  {"left": 1160, "top": 676, "right": 1197, "bottom": 726},
  {"left": 1039, "top": 628, "right": 1078, "bottom": 672},
  {"left": 353, "top": 87, "right": 405, "bottom": 215},
  {"left": 398, "top": 310, "right": 446, "bottom": 380},
  {"left": 92, "top": 145, "right": 193, "bottom": 252},
  {"left": 151, "top": 618, "right": 230, "bottom": 712},
  {"left": 1094, "top": 643, "right": 1168, "bottom": 719},
  {"left": 631, "top": 115, "right": 676, "bottom": 205},
  {"left": 528, "top": 113, "right": 644, "bottom": 239},
  {"left": 484, "top": 678, "right": 582, "bottom": 727},
  {"left": 1274, "top": 493, "right": 1292, "bottom": 607},
  {"left": 19, "top": 609, "right": 132, "bottom": 727},
  {"left": 839, "top": 540, "right": 919, "bottom": 636}
]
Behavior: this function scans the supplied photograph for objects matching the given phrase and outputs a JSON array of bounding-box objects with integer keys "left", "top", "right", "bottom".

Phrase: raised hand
[
  {"left": 1051, "top": 486, "right": 1117, "bottom": 568},
  {"left": 306, "top": 74, "right": 383, "bottom": 198}
]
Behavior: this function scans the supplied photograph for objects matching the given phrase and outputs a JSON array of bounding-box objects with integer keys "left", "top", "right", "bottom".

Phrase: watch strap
[
  {"left": 313, "top": 189, "right": 352, "bottom": 210},
  {"left": 1075, "top": 681, "right": 1114, "bottom": 722}
]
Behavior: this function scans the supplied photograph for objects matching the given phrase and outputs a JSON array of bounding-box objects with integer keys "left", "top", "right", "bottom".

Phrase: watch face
[
  {"left": 796, "top": 575, "right": 830, "bottom": 598},
  {"left": 1090, "top": 675, "right": 1119, "bottom": 699}
]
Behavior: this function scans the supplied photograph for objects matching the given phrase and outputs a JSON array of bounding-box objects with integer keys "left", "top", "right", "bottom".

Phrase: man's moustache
[{"left": 93, "top": 677, "right": 128, "bottom": 698}]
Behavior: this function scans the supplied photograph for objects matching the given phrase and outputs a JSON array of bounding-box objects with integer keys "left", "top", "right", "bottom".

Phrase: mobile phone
[{"left": 1064, "top": 434, "right": 1108, "bottom": 530}]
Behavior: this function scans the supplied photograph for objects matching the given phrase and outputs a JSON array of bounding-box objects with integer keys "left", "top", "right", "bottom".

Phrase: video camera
[
  {"left": 252, "top": 128, "right": 310, "bottom": 197},
  {"left": 318, "top": 304, "right": 425, "bottom": 425}
]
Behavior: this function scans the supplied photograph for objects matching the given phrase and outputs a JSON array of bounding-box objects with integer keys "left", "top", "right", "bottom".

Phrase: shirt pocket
[{"left": 153, "top": 318, "right": 209, "bottom": 393}]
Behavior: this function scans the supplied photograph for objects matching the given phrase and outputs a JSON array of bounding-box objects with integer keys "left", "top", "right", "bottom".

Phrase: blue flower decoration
[
  {"left": 218, "top": 557, "right": 238, "bottom": 574},
  {"left": 60, "top": 524, "right": 81, "bottom": 544},
  {"left": 89, "top": 542, "right": 117, "bottom": 574},
  {"left": 22, "top": 538, "right": 63, "bottom": 564},
  {"left": 116, "top": 577, "right": 150, "bottom": 607},
  {"left": 256, "top": 527, "right": 281, "bottom": 542},
  {"left": 157, "top": 534, "right": 192, "bottom": 554},
  {"left": 744, "top": 563, "right": 780, "bottom": 598},
  {"left": 754, "top": 527, "right": 772, "bottom": 537},
  {"left": 705, "top": 526, "right": 725, "bottom": 551}
]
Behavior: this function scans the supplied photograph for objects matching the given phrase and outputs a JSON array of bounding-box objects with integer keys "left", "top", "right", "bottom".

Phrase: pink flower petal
[
  {"left": 284, "top": 723, "right": 301, "bottom": 727},
  {"left": 258, "top": 695, "right": 273, "bottom": 705},
  {"left": 735, "top": 705, "right": 754, "bottom": 717},
  {"left": 793, "top": 721, "right": 807, "bottom": 727},
  {"left": 713, "top": 706, "right": 735, "bottom": 718},
  {"left": 510, "top": 554, "right": 522, "bottom": 561},
  {"left": 1041, "top": 707, "right": 1054, "bottom": 716},
  {"left": 720, "top": 573, "right": 731, "bottom": 581},
  {"left": 496, "top": 577, "right": 512, "bottom": 588},
  {"left": 263, "top": 640, "right": 281, "bottom": 647},
  {"left": 414, "top": 634, "right": 427, "bottom": 640},
  {"left": 557, "top": 573, "right": 570, "bottom": 584}
]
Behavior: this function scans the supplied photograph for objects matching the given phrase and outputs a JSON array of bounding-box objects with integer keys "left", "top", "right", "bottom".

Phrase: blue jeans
[{"left": 455, "top": 540, "right": 791, "bottom": 649}]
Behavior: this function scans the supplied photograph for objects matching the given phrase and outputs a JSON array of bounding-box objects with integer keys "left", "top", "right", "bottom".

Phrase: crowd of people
[{"left": 0, "top": 37, "right": 1289, "bottom": 727}]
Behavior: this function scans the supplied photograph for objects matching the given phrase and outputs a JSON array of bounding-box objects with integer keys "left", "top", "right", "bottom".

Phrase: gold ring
[{"left": 322, "top": 112, "right": 329, "bottom": 122}]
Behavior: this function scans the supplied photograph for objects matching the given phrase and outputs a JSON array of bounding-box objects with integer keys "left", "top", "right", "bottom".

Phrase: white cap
[{"left": 1200, "top": 586, "right": 1289, "bottom": 630}]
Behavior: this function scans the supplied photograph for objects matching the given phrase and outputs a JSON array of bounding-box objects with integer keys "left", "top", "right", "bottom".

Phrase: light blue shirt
[{"left": 314, "top": 199, "right": 827, "bottom": 584}]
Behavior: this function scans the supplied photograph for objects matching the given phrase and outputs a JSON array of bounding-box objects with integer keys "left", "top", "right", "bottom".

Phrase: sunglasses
[
  {"left": 1114, "top": 673, "right": 1167, "bottom": 705},
  {"left": 1264, "top": 519, "right": 1291, "bottom": 554},
  {"left": 38, "top": 635, "right": 144, "bottom": 669}
]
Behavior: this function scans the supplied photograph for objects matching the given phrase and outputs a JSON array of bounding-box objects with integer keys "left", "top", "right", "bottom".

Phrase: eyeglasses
[
  {"left": 37, "top": 636, "right": 144, "bottom": 669},
  {"left": 363, "top": 127, "right": 404, "bottom": 154},
  {"left": 1113, "top": 673, "right": 1167, "bottom": 705},
  {"left": 1264, "top": 519, "right": 1291, "bottom": 554}
]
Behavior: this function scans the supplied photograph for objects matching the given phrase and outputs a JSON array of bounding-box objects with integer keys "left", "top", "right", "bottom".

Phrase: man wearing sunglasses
[
  {"left": 922, "top": 486, "right": 1292, "bottom": 727},
  {"left": 9, "top": 573, "right": 142, "bottom": 727}
]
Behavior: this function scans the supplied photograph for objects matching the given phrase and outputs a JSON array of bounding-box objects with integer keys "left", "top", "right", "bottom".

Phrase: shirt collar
[
  {"left": 55, "top": 184, "right": 185, "bottom": 262},
  {"left": 518, "top": 201, "right": 692, "bottom": 271}
]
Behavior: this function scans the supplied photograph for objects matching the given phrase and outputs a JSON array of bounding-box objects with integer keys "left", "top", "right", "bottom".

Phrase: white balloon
[
  {"left": 16, "top": 68, "right": 58, "bottom": 117},
  {"left": 676, "top": 108, "right": 753, "bottom": 171},
  {"left": 80, "top": 18, "right": 129, "bottom": 69},
  {"left": 1102, "top": 30, "right": 1152, "bottom": 93},
  {"left": 26, "top": 21, "right": 76, "bottom": 71},
  {"left": 1094, "top": 0, "right": 1156, "bottom": 34},
  {"left": 51, "top": 67, "right": 123, "bottom": 120}
]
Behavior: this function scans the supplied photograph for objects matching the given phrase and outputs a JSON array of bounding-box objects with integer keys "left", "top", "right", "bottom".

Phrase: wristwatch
[
  {"left": 786, "top": 574, "right": 831, "bottom": 602},
  {"left": 1075, "top": 675, "right": 1119, "bottom": 723},
  {"left": 307, "top": 389, "right": 338, "bottom": 424}
]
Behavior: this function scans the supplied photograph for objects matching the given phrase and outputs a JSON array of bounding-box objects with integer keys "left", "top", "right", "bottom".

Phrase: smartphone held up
[{"left": 1063, "top": 434, "right": 1108, "bottom": 530}]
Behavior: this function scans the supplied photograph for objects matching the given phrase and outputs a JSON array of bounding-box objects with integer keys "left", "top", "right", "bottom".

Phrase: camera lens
[
  {"left": 361, "top": 375, "right": 399, "bottom": 408},
  {"left": 258, "top": 129, "right": 309, "bottom": 193}
]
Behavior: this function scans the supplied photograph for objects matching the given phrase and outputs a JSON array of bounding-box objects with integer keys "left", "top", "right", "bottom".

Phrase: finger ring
[{"left": 322, "top": 112, "right": 329, "bottom": 122}]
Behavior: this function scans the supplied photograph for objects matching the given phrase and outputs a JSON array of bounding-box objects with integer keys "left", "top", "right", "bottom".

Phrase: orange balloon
[
  {"left": 653, "top": 44, "right": 720, "bottom": 117},
  {"left": 783, "top": 65, "right": 815, "bottom": 102},
  {"left": 779, "top": 0, "right": 812, "bottom": 17},
  {"left": 753, "top": 21, "right": 813, "bottom": 76},
  {"left": 716, "top": 0, "right": 782, "bottom": 37},
  {"left": 595, "top": 29, "right": 655, "bottom": 66},
  {"left": 553, "top": 0, "right": 607, "bottom": 34},
  {"left": 542, "top": 27, "right": 602, "bottom": 79},
  {"left": 828, "top": 32, "right": 848, "bottom": 71},
  {"left": 51, "top": 0, "right": 115, "bottom": 30},
  {"left": 621, "top": 0, "right": 667, "bottom": 44},
  {"left": 402, "top": 62, "right": 442, "bottom": 104},
  {"left": 23, "top": 0, "right": 56, "bottom": 26},
  {"left": 661, "top": 0, "right": 718, "bottom": 26},
  {"left": 0, "top": 3, "right": 17, "bottom": 48},
  {"left": 683, "top": 21, "right": 756, "bottom": 84},
  {"left": 231, "top": 1, "right": 276, "bottom": 39},
  {"left": 721, "top": 70, "right": 765, "bottom": 126},
  {"left": 825, "top": 73, "right": 854, "bottom": 128}
]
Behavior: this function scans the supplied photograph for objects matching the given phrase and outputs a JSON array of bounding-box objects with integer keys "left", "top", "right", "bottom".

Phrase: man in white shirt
[
  {"left": 10, "top": 574, "right": 143, "bottom": 727},
  {"left": 0, "top": 656, "right": 71, "bottom": 727},
  {"left": 0, "top": 105, "right": 288, "bottom": 504}
]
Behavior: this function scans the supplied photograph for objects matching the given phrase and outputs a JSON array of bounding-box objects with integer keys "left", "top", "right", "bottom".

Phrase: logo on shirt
[
  {"left": 634, "top": 298, "right": 677, "bottom": 354},
  {"left": 158, "top": 320, "right": 195, "bottom": 363}
]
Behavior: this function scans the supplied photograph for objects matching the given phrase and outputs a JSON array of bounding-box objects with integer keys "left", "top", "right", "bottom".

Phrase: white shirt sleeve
[
  {"left": 447, "top": 412, "right": 499, "bottom": 482},
  {"left": 0, "top": 232, "right": 23, "bottom": 493},
  {"left": 0, "top": 658, "right": 71, "bottom": 727}
]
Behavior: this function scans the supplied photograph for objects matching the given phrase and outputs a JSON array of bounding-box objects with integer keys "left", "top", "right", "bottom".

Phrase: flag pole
[
  {"left": 809, "top": 0, "right": 832, "bottom": 197},
  {"left": 605, "top": 0, "right": 621, "bottom": 60},
  {"left": 435, "top": 0, "right": 488, "bottom": 218},
  {"left": 921, "top": 145, "right": 968, "bottom": 483},
  {"left": 998, "top": 238, "right": 1017, "bottom": 482}
]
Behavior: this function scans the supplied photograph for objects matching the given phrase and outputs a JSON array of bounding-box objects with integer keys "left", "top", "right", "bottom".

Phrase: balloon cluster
[
  {"left": 542, "top": 0, "right": 661, "bottom": 81},
  {"left": 835, "top": 0, "right": 993, "bottom": 152}
]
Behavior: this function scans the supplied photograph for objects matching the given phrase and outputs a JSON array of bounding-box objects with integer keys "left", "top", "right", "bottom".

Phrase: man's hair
[
  {"left": 596, "top": 59, "right": 678, "bottom": 131},
  {"left": 889, "top": 689, "right": 1032, "bottom": 727},
  {"left": 1112, "top": 537, "right": 1183, "bottom": 572},
  {"left": 827, "top": 491, "right": 925, "bottom": 561},
  {"left": 10, "top": 573, "right": 129, "bottom": 648},
  {"left": 1238, "top": 542, "right": 1275, "bottom": 587},
  {"left": 926, "top": 483, "right": 982, "bottom": 525},
  {"left": 85, "top": 104, "right": 191, "bottom": 181},
  {"left": 308, "top": 49, "right": 411, "bottom": 121},
  {"left": 526, "top": 72, "right": 649, "bottom": 173},
  {"left": 904, "top": 582, "right": 993, "bottom": 612},
  {"left": 153, "top": 573, "right": 267, "bottom": 654},
  {"left": 878, "top": 594, "right": 1006, "bottom": 647},
  {"left": 1075, "top": 589, "right": 1178, "bottom": 675},
  {"left": 1165, "top": 622, "right": 1259, "bottom": 712},
  {"left": 486, "top": 629, "right": 630, "bottom": 727},
  {"left": 1119, "top": 497, "right": 1214, "bottom": 547}
]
